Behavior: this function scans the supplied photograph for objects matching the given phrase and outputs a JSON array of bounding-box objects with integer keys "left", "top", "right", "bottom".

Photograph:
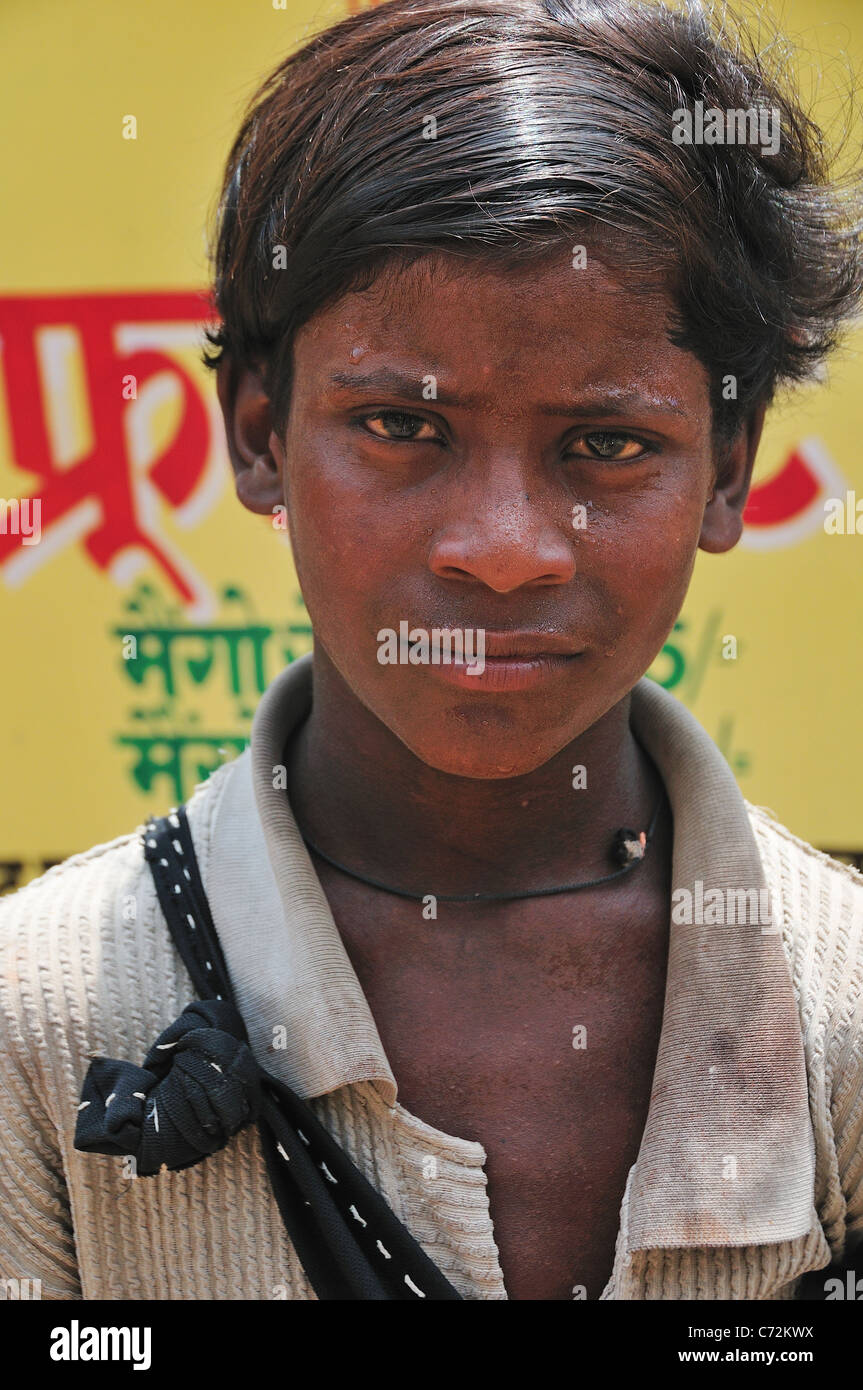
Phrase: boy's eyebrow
[{"left": 327, "top": 368, "right": 688, "bottom": 419}]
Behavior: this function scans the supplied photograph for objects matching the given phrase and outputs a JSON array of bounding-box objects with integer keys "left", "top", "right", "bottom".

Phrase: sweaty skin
[{"left": 217, "top": 248, "right": 765, "bottom": 1299}]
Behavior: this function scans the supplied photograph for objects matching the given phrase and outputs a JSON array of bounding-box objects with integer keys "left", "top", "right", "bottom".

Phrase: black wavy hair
[{"left": 202, "top": 0, "right": 863, "bottom": 443}]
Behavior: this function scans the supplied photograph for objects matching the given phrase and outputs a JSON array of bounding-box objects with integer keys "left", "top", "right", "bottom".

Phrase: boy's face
[{"left": 267, "top": 249, "right": 757, "bottom": 778}]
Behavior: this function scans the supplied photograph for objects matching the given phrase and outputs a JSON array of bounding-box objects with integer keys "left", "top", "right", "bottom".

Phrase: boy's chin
[{"left": 395, "top": 726, "right": 571, "bottom": 781}]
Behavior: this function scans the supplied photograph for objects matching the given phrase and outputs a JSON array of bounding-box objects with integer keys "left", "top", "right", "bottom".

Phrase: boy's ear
[
  {"left": 699, "top": 400, "right": 768, "bottom": 554},
  {"left": 215, "top": 357, "right": 284, "bottom": 516}
]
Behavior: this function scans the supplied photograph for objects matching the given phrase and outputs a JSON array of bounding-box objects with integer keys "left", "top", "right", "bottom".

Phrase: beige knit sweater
[{"left": 1, "top": 655, "right": 862, "bottom": 1300}]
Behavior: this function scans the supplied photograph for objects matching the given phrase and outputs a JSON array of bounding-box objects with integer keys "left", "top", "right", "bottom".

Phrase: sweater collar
[{"left": 207, "top": 652, "right": 815, "bottom": 1251}]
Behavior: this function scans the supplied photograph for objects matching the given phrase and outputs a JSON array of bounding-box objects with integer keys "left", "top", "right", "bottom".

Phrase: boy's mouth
[
  {"left": 480, "top": 631, "right": 582, "bottom": 659},
  {"left": 430, "top": 631, "right": 583, "bottom": 693},
  {"left": 431, "top": 653, "right": 581, "bottom": 693}
]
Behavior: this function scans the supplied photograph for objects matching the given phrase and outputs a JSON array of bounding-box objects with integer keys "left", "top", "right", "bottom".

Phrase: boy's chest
[{"left": 318, "top": 872, "right": 670, "bottom": 1300}]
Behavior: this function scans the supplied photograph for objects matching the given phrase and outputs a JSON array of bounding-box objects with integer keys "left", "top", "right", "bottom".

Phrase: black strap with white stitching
[{"left": 98, "top": 805, "right": 463, "bottom": 1300}]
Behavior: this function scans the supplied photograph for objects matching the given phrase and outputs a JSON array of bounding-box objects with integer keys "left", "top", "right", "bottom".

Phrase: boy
[{"left": 2, "top": 0, "right": 862, "bottom": 1300}]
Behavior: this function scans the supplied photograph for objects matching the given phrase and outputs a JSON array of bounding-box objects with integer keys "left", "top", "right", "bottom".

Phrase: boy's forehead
[{"left": 291, "top": 248, "right": 703, "bottom": 402}]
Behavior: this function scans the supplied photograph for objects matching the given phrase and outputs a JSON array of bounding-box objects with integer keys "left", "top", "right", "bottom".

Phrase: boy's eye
[
  {"left": 566, "top": 432, "right": 648, "bottom": 461},
  {"left": 356, "top": 415, "right": 649, "bottom": 460},
  {"left": 360, "top": 410, "right": 441, "bottom": 443}
]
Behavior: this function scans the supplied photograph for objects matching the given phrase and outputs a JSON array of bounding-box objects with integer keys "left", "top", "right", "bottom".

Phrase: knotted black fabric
[
  {"left": 76, "top": 999, "right": 263, "bottom": 1176},
  {"left": 74, "top": 806, "right": 462, "bottom": 1301}
]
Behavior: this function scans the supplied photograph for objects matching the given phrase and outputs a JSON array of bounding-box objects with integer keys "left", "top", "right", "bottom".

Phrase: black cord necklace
[{"left": 300, "top": 791, "right": 665, "bottom": 904}]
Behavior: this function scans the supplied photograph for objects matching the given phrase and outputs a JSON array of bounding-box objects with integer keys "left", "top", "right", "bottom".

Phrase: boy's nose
[{"left": 427, "top": 474, "right": 576, "bottom": 593}]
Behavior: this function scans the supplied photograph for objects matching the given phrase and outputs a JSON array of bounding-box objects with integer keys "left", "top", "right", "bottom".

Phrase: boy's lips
[
  {"left": 429, "top": 651, "right": 582, "bottom": 692},
  {"left": 480, "top": 631, "right": 583, "bottom": 659},
  {"left": 426, "top": 632, "right": 584, "bottom": 693}
]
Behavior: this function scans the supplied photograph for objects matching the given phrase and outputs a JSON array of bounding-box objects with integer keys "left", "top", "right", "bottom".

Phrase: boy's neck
[{"left": 283, "top": 653, "right": 665, "bottom": 899}]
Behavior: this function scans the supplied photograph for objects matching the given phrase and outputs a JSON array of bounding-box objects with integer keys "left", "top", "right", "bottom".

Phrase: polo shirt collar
[
  {"left": 208, "top": 652, "right": 398, "bottom": 1107},
  {"left": 624, "top": 678, "right": 815, "bottom": 1249},
  {"left": 207, "top": 652, "right": 815, "bottom": 1250}
]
